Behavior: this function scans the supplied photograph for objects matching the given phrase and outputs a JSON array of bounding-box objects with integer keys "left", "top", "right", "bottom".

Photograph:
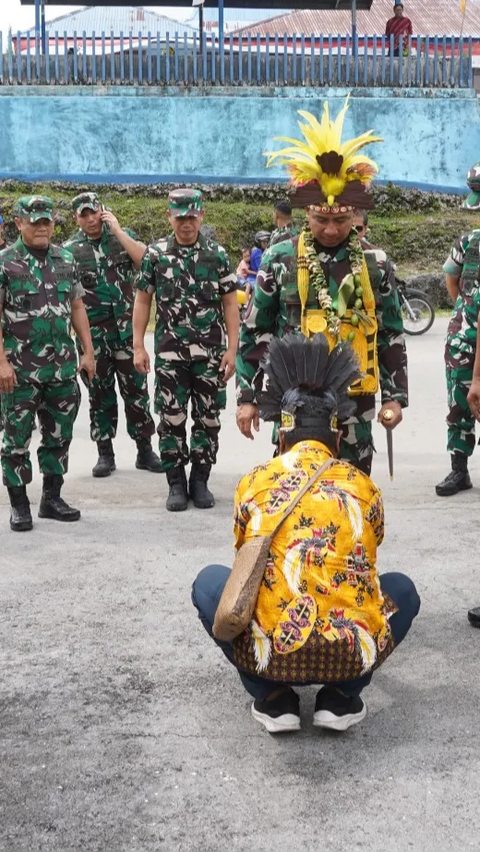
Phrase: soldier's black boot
[
  {"left": 92, "top": 439, "right": 116, "bottom": 478},
  {"left": 135, "top": 438, "right": 162, "bottom": 473},
  {"left": 7, "top": 486, "right": 33, "bottom": 532},
  {"left": 166, "top": 466, "right": 188, "bottom": 512},
  {"left": 38, "top": 475, "right": 81, "bottom": 522},
  {"left": 435, "top": 453, "right": 473, "bottom": 497},
  {"left": 189, "top": 463, "right": 215, "bottom": 509}
]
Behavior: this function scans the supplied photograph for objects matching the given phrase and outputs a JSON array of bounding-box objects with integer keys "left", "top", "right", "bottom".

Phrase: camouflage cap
[
  {"left": 72, "top": 192, "right": 102, "bottom": 214},
  {"left": 463, "top": 162, "right": 480, "bottom": 210},
  {"left": 168, "top": 188, "right": 203, "bottom": 219},
  {"left": 15, "top": 195, "right": 54, "bottom": 222}
]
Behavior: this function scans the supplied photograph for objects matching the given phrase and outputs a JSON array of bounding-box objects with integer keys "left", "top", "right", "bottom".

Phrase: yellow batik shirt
[{"left": 232, "top": 441, "right": 397, "bottom": 684}]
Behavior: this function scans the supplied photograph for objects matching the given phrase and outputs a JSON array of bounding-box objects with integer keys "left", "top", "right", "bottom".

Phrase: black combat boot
[
  {"left": 38, "top": 475, "right": 81, "bottom": 522},
  {"left": 166, "top": 466, "right": 188, "bottom": 512},
  {"left": 92, "top": 439, "right": 116, "bottom": 478},
  {"left": 7, "top": 486, "right": 33, "bottom": 532},
  {"left": 135, "top": 438, "right": 162, "bottom": 473},
  {"left": 435, "top": 453, "right": 473, "bottom": 497},
  {"left": 189, "top": 463, "right": 215, "bottom": 509}
]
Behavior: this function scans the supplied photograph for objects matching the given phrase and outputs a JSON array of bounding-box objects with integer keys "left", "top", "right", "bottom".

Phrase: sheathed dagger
[{"left": 382, "top": 409, "right": 394, "bottom": 481}]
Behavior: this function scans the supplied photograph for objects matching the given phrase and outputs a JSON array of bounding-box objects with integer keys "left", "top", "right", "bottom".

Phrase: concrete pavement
[{"left": 1, "top": 320, "right": 480, "bottom": 852}]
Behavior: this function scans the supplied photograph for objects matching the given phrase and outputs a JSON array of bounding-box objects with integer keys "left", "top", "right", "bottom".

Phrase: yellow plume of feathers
[{"left": 264, "top": 96, "right": 382, "bottom": 206}]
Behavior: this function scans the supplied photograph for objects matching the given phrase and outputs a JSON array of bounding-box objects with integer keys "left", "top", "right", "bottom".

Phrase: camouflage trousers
[
  {"left": 86, "top": 333, "right": 155, "bottom": 443},
  {"left": 1, "top": 379, "right": 80, "bottom": 487},
  {"left": 339, "top": 418, "right": 375, "bottom": 475},
  {"left": 445, "top": 342, "right": 475, "bottom": 457},
  {"left": 154, "top": 354, "right": 227, "bottom": 471}
]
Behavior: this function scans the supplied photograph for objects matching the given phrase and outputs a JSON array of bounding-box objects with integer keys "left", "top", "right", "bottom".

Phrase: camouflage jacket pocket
[{"left": 195, "top": 252, "right": 221, "bottom": 302}]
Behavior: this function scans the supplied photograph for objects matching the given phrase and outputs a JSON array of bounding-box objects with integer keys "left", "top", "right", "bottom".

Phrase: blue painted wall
[{"left": 0, "top": 87, "right": 478, "bottom": 192}]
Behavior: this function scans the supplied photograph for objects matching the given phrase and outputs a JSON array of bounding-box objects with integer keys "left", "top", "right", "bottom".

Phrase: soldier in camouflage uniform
[
  {"left": 63, "top": 192, "right": 160, "bottom": 477},
  {"left": 268, "top": 199, "right": 298, "bottom": 248},
  {"left": 236, "top": 99, "right": 408, "bottom": 474},
  {"left": 0, "top": 196, "right": 95, "bottom": 532},
  {"left": 133, "top": 189, "right": 239, "bottom": 511},
  {"left": 436, "top": 163, "right": 480, "bottom": 496},
  {"left": 0, "top": 215, "right": 7, "bottom": 433}
]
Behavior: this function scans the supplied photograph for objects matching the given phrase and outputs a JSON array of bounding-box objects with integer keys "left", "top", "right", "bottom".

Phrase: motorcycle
[{"left": 395, "top": 277, "right": 435, "bottom": 336}]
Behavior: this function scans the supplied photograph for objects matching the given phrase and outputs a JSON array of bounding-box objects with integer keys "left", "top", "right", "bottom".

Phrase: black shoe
[
  {"left": 7, "top": 486, "right": 33, "bottom": 532},
  {"left": 166, "top": 467, "right": 188, "bottom": 512},
  {"left": 313, "top": 686, "right": 367, "bottom": 732},
  {"left": 38, "top": 475, "right": 81, "bottom": 522},
  {"left": 135, "top": 438, "right": 162, "bottom": 473},
  {"left": 92, "top": 439, "right": 116, "bottom": 478},
  {"left": 468, "top": 607, "right": 480, "bottom": 628},
  {"left": 189, "top": 463, "right": 215, "bottom": 509},
  {"left": 435, "top": 453, "right": 472, "bottom": 496},
  {"left": 251, "top": 688, "right": 301, "bottom": 734}
]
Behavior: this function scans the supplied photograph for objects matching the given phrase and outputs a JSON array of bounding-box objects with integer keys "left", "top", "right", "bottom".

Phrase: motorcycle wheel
[{"left": 400, "top": 289, "right": 435, "bottom": 335}]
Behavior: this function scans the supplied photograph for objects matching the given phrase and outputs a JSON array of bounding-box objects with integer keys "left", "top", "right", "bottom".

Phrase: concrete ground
[{"left": 1, "top": 319, "right": 480, "bottom": 852}]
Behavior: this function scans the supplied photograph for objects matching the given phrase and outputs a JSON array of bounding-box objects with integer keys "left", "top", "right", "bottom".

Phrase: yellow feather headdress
[{"left": 264, "top": 96, "right": 382, "bottom": 210}]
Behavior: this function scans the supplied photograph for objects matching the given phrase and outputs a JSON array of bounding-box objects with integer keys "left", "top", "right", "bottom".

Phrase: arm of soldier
[
  {"left": 71, "top": 298, "right": 96, "bottom": 382},
  {"left": 101, "top": 212, "right": 146, "bottom": 268},
  {"left": 376, "top": 260, "right": 408, "bottom": 430},
  {"left": 0, "top": 303, "right": 18, "bottom": 393},
  {"left": 132, "top": 248, "right": 155, "bottom": 374},
  {"left": 443, "top": 235, "right": 467, "bottom": 304},
  {"left": 467, "top": 323, "right": 480, "bottom": 421},
  {"left": 236, "top": 251, "right": 280, "bottom": 439},
  {"left": 218, "top": 247, "right": 240, "bottom": 383}
]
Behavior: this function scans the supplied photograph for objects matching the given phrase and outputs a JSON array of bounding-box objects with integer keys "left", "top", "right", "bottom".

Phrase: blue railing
[{"left": 0, "top": 31, "right": 474, "bottom": 88}]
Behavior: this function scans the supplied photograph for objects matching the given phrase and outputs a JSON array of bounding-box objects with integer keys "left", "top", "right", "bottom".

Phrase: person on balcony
[{"left": 385, "top": 3, "right": 413, "bottom": 57}]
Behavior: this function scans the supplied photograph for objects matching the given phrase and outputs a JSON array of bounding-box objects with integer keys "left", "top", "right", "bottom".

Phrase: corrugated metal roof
[
  {"left": 22, "top": 6, "right": 198, "bottom": 36},
  {"left": 232, "top": 0, "right": 480, "bottom": 36}
]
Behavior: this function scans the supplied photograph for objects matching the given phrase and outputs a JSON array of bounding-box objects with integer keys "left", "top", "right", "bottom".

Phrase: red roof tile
[{"left": 232, "top": 0, "right": 480, "bottom": 37}]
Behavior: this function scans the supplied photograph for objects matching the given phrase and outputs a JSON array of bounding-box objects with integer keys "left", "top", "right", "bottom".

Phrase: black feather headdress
[{"left": 257, "top": 333, "right": 361, "bottom": 431}]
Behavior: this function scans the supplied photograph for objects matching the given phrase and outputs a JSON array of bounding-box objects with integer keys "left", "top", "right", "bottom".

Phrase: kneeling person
[
  {"left": 0, "top": 196, "right": 95, "bottom": 531},
  {"left": 193, "top": 334, "right": 420, "bottom": 733},
  {"left": 64, "top": 193, "right": 160, "bottom": 478}
]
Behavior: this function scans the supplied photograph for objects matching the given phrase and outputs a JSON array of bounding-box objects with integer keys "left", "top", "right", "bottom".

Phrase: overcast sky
[{"left": 0, "top": 3, "right": 194, "bottom": 34}]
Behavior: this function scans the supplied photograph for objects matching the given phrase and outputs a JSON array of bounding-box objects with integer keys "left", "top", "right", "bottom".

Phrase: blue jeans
[{"left": 192, "top": 565, "right": 421, "bottom": 702}]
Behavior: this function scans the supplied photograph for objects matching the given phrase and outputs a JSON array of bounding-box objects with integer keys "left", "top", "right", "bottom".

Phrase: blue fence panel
[
  {"left": 211, "top": 35, "right": 216, "bottom": 84},
  {"left": 44, "top": 31, "right": 50, "bottom": 83},
  {"left": 336, "top": 34, "right": 341, "bottom": 83},
  {"left": 407, "top": 35, "right": 412, "bottom": 85},
  {"left": 174, "top": 32, "right": 179, "bottom": 83},
  {"left": 459, "top": 36, "right": 464, "bottom": 87},
  {"left": 165, "top": 32, "right": 170, "bottom": 83},
  {"left": 354, "top": 32, "right": 360, "bottom": 83},
  {"left": 91, "top": 30, "right": 96, "bottom": 84},
  {"left": 256, "top": 34, "right": 261, "bottom": 84},
  {"left": 372, "top": 33, "right": 377, "bottom": 85},
  {"left": 433, "top": 36, "right": 438, "bottom": 86},
  {"left": 319, "top": 33, "right": 324, "bottom": 85},
  {"left": 138, "top": 31, "right": 143, "bottom": 84},
  {"left": 219, "top": 28, "right": 225, "bottom": 84},
  {"left": 147, "top": 31, "right": 152, "bottom": 85},
  {"left": 310, "top": 33, "right": 315, "bottom": 84},
  {"left": 110, "top": 30, "right": 115, "bottom": 82},
  {"left": 398, "top": 36, "right": 403, "bottom": 86},
  {"left": 389, "top": 34, "right": 394, "bottom": 84},
  {"left": 238, "top": 34, "right": 243, "bottom": 84},
  {"left": 247, "top": 33, "right": 252, "bottom": 83},
  {"left": 155, "top": 32, "right": 161, "bottom": 84},
  {"left": 265, "top": 34, "right": 270, "bottom": 84},
  {"left": 283, "top": 34, "right": 288, "bottom": 83},
  {"left": 54, "top": 31, "right": 59, "bottom": 82},
  {"left": 82, "top": 31, "right": 87, "bottom": 79},
  {"left": 468, "top": 37, "right": 473, "bottom": 88},
  {"left": 442, "top": 35, "right": 447, "bottom": 85},
  {"left": 344, "top": 33, "right": 350, "bottom": 84},
  {"left": 0, "top": 32, "right": 3, "bottom": 85},
  {"left": 380, "top": 34, "right": 386, "bottom": 84},
  {"left": 364, "top": 34, "right": 368, "bottom": 85},
  {"left": 328, "top": 33, "right": 333, "bottom": 85},
  {"left": 292, "top": 33, "right": 297, "bottom": 84},
  {"left": 425, "top": 36, "right": 430, "bottom": 85},
  {"left": 64, "top": 31, "right": 69, "bottom": 82},
  {"left": 202, "top": 32, "right": 207, "bottom": 80},
  {"left": 120, "top": 32, "right": 125, "bottom": 82},
  {"left": 300, "top": 33, "right": 305, "bottom": 85},
  {"left": 450, "top": 36, "right": 455, "bottom": 86},
  {"left": 274, "top": 34, "right": 279, "bottom": 84},
  {"left": 101, "top": 31, "right": 106, "bottom": 83},
  {"left": 16, "top": 31, "right": 21, "bottom": 83},
  {"left": 129, "top": 31, "right": 134, "bottom": 84}
]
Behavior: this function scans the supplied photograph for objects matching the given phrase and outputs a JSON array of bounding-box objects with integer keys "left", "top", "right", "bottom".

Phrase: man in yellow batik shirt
[{"left": 192, "top": 333, "right": 420, "bottom": 734}]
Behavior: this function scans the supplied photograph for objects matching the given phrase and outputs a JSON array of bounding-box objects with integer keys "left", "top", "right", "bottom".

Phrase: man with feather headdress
[
  {"left": 192, "top": 333, "right": 419, "bottom": 734},
  {"left": 236, "top": 97, "right": 408, "bottom": 475}
]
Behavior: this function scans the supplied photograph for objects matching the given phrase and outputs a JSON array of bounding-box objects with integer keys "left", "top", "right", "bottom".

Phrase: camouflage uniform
[
  {"left": 236, "top": 234, "right": 408, "bottom": 475},
  {"left": 63, "top": 193, "right": 155, "bottom": 444},
  {"left": 268, "top": 222, "right": 298, "bottom": 248},
  {"left": 137, "top": 195, "right": 237, "bottom": 473},
  {"left": 442, "top": 230, "right": 480, "bottom": 457},
  {"left": 0, "top": 200, "right": 84, "bottom": 488}
]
